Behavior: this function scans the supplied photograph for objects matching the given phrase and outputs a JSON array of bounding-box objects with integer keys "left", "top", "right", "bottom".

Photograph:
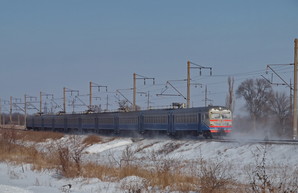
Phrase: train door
[
  {"left": 41, "top": 117, "right": 44, "bottom": 130},
  {"left": 32, "top": 118, "right": 35, "bottom": 130},
  {"left": 139, "top": 114, "right": 144, "bottom": 134},
  {"left": 78, "top": 117, "right": 82, "bottom": 133},
  {"left": 64, "top": 117, "right": 67, "bottom": 132},
  {"left": 114, "top": 116, "right": 119, "bottom": 134},
  {"left": 95, "top": 117, "right": 99, "bottom": 132},
  {"left": 197, "top": 113, "right": 202, "bottom": 134},
  {"left": 167, "top": 113, "right": 174, "bottom": 135},
  {"left": 51, "top": 118, "right": 55, "bottom": 131}
]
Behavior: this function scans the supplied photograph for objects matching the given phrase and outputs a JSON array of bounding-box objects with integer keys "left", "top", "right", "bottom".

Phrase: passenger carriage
[{"left": 26, "top": 106, "right": 232, "bottom": 138}]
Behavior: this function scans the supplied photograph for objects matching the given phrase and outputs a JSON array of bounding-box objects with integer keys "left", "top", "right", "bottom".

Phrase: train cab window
[
  {"left": 210, "top": 113, "right": 220, "bottom": 119},
  {"left": 221, "top": 112, "right": 231, "bottom": 119}
]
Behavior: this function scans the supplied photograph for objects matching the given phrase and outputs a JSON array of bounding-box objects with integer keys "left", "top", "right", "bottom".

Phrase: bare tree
[
  {"left": 225, "top": 76, "right": 235, "bottom": 112},
  {"left": 269, "top": 91, "right": 290, "bottom": 135},
  {"left": 236, "top": 78, "right": 273, "bottom": 131}
]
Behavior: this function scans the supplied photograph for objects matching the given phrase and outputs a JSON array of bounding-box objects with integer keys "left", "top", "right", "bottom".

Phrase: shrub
[
  {"left": 246, "top": 145, "right": 298, "bottom": 193},
  {"left": 198, "top": 158, "right": 234, "bottom": 193}
]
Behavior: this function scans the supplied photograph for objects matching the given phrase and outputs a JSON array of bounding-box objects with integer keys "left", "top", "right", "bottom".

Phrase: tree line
[{"left": 228, "top": 77, "right": 291, "bottom": 137}]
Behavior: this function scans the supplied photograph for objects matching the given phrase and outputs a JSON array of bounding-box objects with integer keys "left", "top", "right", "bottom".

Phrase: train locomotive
[{"left": 26, "top": 106, "right": 232, "bottom": 138}]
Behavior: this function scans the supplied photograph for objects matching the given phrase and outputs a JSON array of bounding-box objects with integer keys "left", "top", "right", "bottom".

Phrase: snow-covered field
[
  {"left": 1, "top": 134, "right": 298, "bottom": 193},
  {"left": 0, "top": 162, "right": 116, "bottom": 193}
]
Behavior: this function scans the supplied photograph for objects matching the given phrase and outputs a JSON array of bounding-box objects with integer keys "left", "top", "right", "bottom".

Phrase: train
[{"left": 26, "top": 106, "right": 232, "bottom": 138}]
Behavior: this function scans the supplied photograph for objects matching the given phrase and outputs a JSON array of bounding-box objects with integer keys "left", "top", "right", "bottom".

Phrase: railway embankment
[{"left": 0, "top": 129, "right": 297, "bottom": 192}]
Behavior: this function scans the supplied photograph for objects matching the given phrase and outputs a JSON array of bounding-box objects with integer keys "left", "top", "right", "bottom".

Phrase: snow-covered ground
[
  {"left": 0, "top": 162, "right": 120, "bottom": 193},
  {"left": 1, "top": 134, "right": 298, "bottom": 193}
]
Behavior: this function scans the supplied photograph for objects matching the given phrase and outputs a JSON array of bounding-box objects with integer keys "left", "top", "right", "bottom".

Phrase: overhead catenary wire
[{"left": 3, "top": 61, "right": 294, "bottom": 113}]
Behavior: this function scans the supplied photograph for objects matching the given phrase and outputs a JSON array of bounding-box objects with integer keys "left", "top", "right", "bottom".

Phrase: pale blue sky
[{"left": 0, "top": 0, "right": 297, "bottom": 113}]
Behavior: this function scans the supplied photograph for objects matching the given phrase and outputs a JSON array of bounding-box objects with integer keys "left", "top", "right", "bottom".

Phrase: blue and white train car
[{"left": 26, "top": 106, "right": 232, "bottom": 138}]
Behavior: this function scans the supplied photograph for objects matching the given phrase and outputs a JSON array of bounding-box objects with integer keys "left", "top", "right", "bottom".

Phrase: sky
[{"left": 0, "top": 0, "right": 297, "bottom": 114}]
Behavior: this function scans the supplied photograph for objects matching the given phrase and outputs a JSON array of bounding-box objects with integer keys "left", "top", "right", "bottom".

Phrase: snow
[
  {"left": 119, "top": 176, "right": 149, "bottom": 192},
  {"left": 0, "top": 135, "right": 298, "bottom": 192},
  {"left": 85, "top": 138, "right": 133, "bottom": 153},
  {"left": 0, "top": 163, "right": 118, "bottom": 193},
  {"left": 0, "top": 185, "right": 33, "bottom": 193}
]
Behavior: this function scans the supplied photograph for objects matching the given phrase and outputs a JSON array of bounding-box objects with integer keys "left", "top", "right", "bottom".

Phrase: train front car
[{"left": 208, "top": 107, "right": 232, "bottom": 137}]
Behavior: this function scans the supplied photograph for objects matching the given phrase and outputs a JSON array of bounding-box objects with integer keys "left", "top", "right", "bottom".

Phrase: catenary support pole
[
  {"left": 187, "top": 61, "right": 190, "bottom": 108},
  {"left": 89, "top": 81, "right": 92, "bottom": 109},
  {"left": 293, "top": 39, "right": 298, "bottom": 140},
  {"left": 205, "top": 85, "right": 207, "bottom": 107},
  {"left": 40, "top": 92, "right": 42, "bottom": 114},
  {"left": 24, "top": 94, "right": 27, "bottom": 127},
  {"left": 10, "top": 96, "right": 12, "bottom": 123},
  {"left": 0, "top": 98, "right": 1, "bottom": 126},
  {"left": 133, "top": 73, "right": 136, "bottom": 111},
  {"left": 63, "top": 87, "right": 66, "bottom": 113},
  {"left": 106, "top": 95, "right": 109, "bottom": 111}
]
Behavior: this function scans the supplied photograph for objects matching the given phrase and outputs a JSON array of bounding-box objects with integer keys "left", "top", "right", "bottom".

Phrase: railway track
[
  {"left": 131, "top": 135, "right": 298, "bottom": 145},
  {"left": 1, "top": 127, "right": 298, "bottom": 145},
  {"left": 209, "top": 138, "right": 298, "bottom": 145}
]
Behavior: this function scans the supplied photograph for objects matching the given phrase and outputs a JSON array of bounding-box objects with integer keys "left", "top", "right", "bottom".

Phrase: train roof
[{"left": 29, "top": 106, "right": 230, "bottom": 118}]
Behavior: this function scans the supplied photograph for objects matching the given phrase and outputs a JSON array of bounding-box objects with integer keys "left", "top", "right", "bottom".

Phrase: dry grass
[
  {"left": 21, "top": 130, "right": 64, "bottom": 142},
  {"left": 0, "top": 129, "right": 64, "bottom": 142},
  {"left": 0, "top": 141, "right": 49, "bottom": 168},
  {"left": 0, "top": 130, "right": 205, "bottom": 191},
  {"left": 157, "top": 142, "right": 183, "bottom": 154},
  {"left": 134, "top": 142, "right": 159, "bottom": 153},
  {"left": 81, "top": 162, "right": 202, "bottom": 192},
  {"left": 0, "top": 129, "right": 248, "bottom": 192},
  {"left": 82, "top": 162, "right": 118, "bottom": 180},
  {"left": 82, "top": 134, "right": 102, "bottom": 146}
]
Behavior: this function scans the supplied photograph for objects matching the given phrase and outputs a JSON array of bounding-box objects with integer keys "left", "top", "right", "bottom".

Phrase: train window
[
  {"left": 119, "top": 117, "right": 137, "bottom": 124},
  {"left": 83, "top": 118, "right": 94, "bottom": 123},
  {"left": 190, "top": 114, "right": 197, "bottom": 122},
  {"left": 144, "top": 115, "right": 167, "bottom": 123},
  {"left": 144, "top": 117, "right": 150, "bottom": 123},
  {"left": 98, "top": 118, "right": 113, "bottom": 124},
  {"left": 174, "top": 114, "right": 197, "bottom": 123},
  {"left": 210, "top": 113, "right": 220, "bottom": 119},
  {"left": 221, "top": 112, "right": 231, "bottom": 119},
  {"left": 44, "top": 118, "right": 52, "bottom": 124}
]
